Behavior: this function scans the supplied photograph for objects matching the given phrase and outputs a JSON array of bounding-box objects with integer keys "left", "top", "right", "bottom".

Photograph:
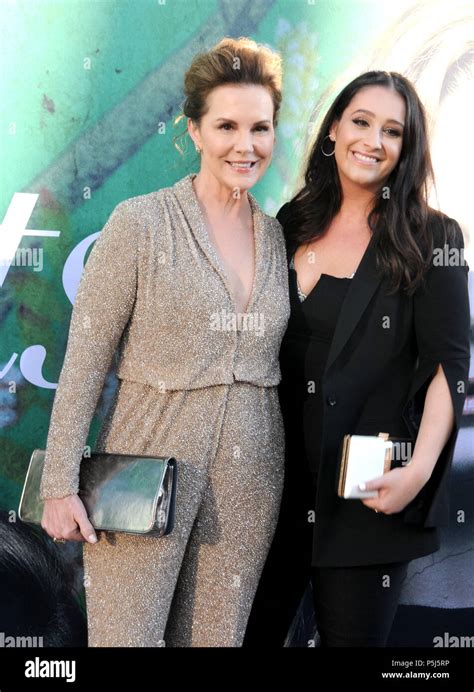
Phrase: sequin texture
[{"left": 39, "top": 173, "right": 291, "bottom": 646}]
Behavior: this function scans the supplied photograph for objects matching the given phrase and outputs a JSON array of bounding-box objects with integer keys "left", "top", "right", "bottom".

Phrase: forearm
[
  {"left": 407, "top": 364, "right": 455, "bottom": 484},
  {"left": 40, "top": 201, "right": 138, "bottom": 500}
]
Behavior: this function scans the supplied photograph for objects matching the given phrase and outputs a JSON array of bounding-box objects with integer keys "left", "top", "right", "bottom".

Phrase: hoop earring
[{"left": 321, "top": 135, "right": 335, "bottom": 157}]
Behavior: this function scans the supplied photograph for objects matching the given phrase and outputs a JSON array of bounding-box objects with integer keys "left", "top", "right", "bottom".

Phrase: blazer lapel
[{"left": 325, "top": 234, "right": 382, "bottom": 371}]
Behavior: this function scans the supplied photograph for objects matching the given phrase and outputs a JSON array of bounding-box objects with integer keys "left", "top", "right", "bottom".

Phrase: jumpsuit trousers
[{"left": 82, "top": 377, "right": 285, "bottom": 647}]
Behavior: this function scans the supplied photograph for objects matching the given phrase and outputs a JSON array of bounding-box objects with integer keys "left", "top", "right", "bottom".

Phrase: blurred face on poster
[{"left": 429, "top": 75, "right": 472, "bottom": 259}]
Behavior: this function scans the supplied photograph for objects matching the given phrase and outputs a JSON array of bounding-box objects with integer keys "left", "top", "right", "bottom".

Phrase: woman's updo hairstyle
[{"left": 174, "top": 36, "right": 282, "bottom": 153}]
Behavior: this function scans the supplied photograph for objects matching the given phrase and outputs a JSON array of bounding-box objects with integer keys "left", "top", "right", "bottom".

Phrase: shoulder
[
  {"left": 275, "top": 201, "right": 292, "bottom": 226},
  {"left": 114, "top": 186, "right": 170, "bottom": 218},
  {"left": 423, "top": 208, "right": 469, "bottom": 275},
  {"left": 248, "top": 193, "right": 286, "bottom": 244},
  {"left": 104, "top": 185, "right": 175, "bottom": 244},
  {"left": 263, "top": 209, "right": 284, "bottom": 234},
  {"left": 413, "top": 210, "right": 469, "bottom": 303},
  {"left": 259, "top": 208, "right": 287, "bottom": 254},
  {"left": 426, "top": 208, "right": 465, "bottom": 249}
]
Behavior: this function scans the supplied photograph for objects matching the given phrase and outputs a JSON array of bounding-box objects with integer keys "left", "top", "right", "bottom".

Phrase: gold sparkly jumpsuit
[{"left": 39, "top": 174, "right": 291, "bottom": 647}]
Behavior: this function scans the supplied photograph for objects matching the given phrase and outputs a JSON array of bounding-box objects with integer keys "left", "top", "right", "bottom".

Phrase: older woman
[{"left": 39, "top": 37, "right": 290, "bottom": 647}]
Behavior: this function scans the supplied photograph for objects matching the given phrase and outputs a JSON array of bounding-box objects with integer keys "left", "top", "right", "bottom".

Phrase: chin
[
  {"left": 223, "top": 172, "right": 259, "bottom": 190},
  {"left": 347, "top": 171, "right": 384, "bottom": 189}
]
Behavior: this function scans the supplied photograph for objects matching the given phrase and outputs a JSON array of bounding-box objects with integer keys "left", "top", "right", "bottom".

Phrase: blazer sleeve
[
  {"left": 39, "top": 200, "right": 138, "bottom": 500},
  {"left": 402, "top": 216, "right": 471, "bottom": 527}
]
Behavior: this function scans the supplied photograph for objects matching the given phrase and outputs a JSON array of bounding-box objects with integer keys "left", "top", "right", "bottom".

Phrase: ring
[
  {"left": 53, "top": 537, "right": 66, "bottom": 543},
  {"left": 374, "top": 509, "right": 379, "bottom": 513}
]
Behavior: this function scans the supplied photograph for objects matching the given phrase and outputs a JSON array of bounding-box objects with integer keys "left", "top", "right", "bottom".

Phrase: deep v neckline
[{"left": 189, "top": 173, "right": 260, "bottom": 316}]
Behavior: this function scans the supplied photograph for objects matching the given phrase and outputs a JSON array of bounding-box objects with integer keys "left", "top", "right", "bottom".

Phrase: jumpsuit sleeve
[
  {"left": 402, "top": 216, "right": 471, "bottom": 527},
  {"left": 39, "top": 200, "right": 139, "bottom": 500}
]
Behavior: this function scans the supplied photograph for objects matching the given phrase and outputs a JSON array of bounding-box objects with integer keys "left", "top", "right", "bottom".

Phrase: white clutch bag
[{"left": 337, "top": 432, "right": 411, "bottom": 499}]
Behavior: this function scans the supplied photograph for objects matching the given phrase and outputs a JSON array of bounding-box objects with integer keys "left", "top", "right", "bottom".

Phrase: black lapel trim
[{"left": 325, "top": 235, "right": 382, "bottom": 371}]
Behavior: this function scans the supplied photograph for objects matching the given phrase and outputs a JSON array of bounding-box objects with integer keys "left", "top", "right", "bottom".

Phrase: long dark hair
[{"left": 283, "top": 71, "right": 444, "bottom": 294}]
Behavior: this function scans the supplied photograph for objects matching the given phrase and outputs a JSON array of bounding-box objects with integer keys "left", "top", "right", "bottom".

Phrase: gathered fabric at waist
[{"left": 115, "top": 366, "right": 282, "bottom": 392}]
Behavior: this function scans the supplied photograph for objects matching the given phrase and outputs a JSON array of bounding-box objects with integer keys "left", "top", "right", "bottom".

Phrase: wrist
[{"left": 403, "top": 460, "right": 431, "bottom": 489}]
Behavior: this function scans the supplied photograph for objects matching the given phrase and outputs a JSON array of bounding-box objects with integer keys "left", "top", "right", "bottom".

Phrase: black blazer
[{"left": 277, "top": 205, "right": 471, "bottom": 567}]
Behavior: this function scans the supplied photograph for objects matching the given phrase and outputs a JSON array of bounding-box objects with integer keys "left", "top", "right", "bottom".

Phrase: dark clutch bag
[{"left": 18, "top": 449, "right": 177, "bottom": 536}]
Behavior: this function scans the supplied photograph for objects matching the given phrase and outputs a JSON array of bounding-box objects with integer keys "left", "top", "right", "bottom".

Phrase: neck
[
  {"left": 192, "top": 169, "right": 251, "bottom": 220},
  {"left": 338, "top": 177, "right": 377, "bottom": 221}
]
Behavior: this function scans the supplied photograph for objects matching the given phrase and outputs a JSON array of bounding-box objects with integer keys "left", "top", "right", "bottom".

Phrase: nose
[
  {"left": 234, "top": 129, "right": 254, "bottom": 154},
  {"left": 363, "top": 127, "right": 382, "bottom": 150}
]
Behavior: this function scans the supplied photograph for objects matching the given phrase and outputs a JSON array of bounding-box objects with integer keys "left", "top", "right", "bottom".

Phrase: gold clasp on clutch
[{"left": 378, "top": 432, "right": 392, "bottom": 473}]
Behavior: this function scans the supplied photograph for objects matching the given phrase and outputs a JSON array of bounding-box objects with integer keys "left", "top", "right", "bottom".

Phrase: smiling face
[
  {"left": 329, "top": 85, "right": 406, "bottom": 194},
  {"left": 187, "top": 84, "right": 276, "bottom": 192}
]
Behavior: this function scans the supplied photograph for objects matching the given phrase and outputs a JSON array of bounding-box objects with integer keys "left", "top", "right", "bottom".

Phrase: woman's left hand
[{"left": 360, "top": 465, "right": 430, "bottom": 515}]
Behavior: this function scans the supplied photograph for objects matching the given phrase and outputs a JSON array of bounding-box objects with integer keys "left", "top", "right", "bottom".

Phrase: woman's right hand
[{"left": 41, "top": 494, "right": 98, "bottom": 543}]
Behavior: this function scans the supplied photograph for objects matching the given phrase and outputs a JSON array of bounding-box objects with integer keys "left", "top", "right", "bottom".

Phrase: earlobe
[{"left": 187, "top": 118, "right": 199, "bottom": 147}]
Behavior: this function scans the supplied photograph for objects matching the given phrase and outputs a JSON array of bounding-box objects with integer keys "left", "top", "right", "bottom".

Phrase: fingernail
[
  {"left": 359, "top": 482, "right": 366, "bottom": 491},
  {"left": 89, "top": 534, "right": 98, "bottom": 543}
]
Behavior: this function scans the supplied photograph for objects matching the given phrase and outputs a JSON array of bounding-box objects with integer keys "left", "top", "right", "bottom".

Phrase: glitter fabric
[
  {"left": 39, "top": 173, "right": 291, "bottom": 646},
  {"left": 83, "top": 380, "right": 285, "bottom": 646}
]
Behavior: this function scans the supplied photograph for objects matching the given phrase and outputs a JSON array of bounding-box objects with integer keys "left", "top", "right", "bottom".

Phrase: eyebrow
[
  {"left": 214, "top": 118, "right": 272, "bottom": 125},
  {"left": 351, "top": 109, "right": 405, "bottom": 128}
]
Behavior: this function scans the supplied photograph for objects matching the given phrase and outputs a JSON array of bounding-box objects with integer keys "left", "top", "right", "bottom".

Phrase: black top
[
  {"left": 278, "top": 256, "right": 351, "bottom": 475},
  {"left": 275, "top": 206, "right": 470, "bottom": 567}
]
